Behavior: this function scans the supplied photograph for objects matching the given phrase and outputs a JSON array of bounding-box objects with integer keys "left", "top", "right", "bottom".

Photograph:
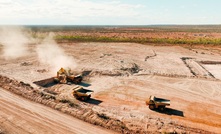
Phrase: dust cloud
[
  {"left": 0, "top": 27, "right": 76, "bottom": 72},
  {"left": 36, "top": 33, "right": 77, "bottom": 73},
  {"left": 0, "top": 27, "right": 31, "bottom": 60}
]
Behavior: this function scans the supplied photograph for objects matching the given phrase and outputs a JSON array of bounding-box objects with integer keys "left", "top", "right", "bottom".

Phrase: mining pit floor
[{"left": 0, "top": 43, "right": 221, "bottom": 133}]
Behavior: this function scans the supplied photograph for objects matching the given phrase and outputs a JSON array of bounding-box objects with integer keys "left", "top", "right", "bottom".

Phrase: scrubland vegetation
[{"left": 28, "top": 25, "right": 221, "bottom": 45}]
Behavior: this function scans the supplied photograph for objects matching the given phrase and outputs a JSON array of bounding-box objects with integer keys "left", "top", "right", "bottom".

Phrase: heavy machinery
[
  {"left": 54, "top": 68, "right": 82, "bottom": 84},
  {"left": 72, "top": 86, "right": 93, "bottom": 101},
  {"left": 146, "top": 95, "right": 170, "bottom": 111}
]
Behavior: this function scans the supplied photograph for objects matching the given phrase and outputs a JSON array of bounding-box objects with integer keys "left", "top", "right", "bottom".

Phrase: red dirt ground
[{"left": 1, "top": 42, "right": 221, "bottom": 133}]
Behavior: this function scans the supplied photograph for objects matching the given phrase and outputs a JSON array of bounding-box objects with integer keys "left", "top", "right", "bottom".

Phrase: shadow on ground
[
  {"left": 33, "top": 78, "right": 89, "bottom": 88},
  {"left": 85, "top": 98, "right": 103, "bottom": 105},
  {"left": 79, "top": 82, "right": 91, "bottom": 87},
  {"left": 33, "top": 77, "right": 57, "bottom": 87},
  {"left": 152, "top": 108, "right": 184, "bottom": 117}
]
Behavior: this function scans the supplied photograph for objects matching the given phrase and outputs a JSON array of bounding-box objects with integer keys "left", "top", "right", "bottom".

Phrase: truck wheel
[
  {"left": 73, "top": 94, "right": 78, "bottom": 99},
  {"left": 54, "top": 78, "right": 59, "bottom": 83},
  {"left": 87, "top": 95, "right": 91, "bottom": 99},
  {"left": 159, "top": 106, "right": 165, "bottom": 111},
  {"left": 81, "top": 97, "right": 87, "bottom": 101},
  {"left": 75, "top": 78, "right": 82, "bottom": 84},
  {"left": 149, "top": 104, "right": 155, "bottom": 110}
]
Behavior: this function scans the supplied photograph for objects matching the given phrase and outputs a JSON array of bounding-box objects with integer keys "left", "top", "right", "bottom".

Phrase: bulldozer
[{"left": 54, "top": 68, "right": 82, "bottom": 84}]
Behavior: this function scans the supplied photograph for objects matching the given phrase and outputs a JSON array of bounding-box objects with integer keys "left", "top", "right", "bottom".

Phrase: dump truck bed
[
  {"left": 154, "top": 97, "right": 170, "bottom": 105},
  {"left": 72, "top": 86, "right": 94, "bottom": 101},
  {"left": 74, "top": 88, "right": 93, "bottom": 95}
]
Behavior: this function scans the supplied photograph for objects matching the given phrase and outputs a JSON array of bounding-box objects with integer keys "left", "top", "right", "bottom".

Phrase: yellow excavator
[{"left": 54, "top": 68, "right": 82, "bottom": 84}]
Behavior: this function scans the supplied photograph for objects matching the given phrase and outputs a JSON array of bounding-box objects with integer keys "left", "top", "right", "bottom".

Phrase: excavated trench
[
  {"left": 199, "top": 60, "right": 221, "bottom": 80},
  {"left": 199, "top": 61, "right": 221, "bottom": 65},
  {"left": 33, "top": 77, "right": 57, "bottom": 87},
  {"left": 181, "top": 57, "right": 216, "bottom": 79}
]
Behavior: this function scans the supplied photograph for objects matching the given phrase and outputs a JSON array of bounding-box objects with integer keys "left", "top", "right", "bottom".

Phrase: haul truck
[
  {"left": 146, "top": 95, "right": 170, "bottom": 111},
  {"left": 72, "top": 86, "right": 93, "bottom": 101}
]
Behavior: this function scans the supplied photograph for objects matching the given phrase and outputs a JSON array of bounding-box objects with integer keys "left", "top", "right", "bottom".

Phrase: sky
[{"left": 0, "top": 0, "right": 221, "bottom": 25}]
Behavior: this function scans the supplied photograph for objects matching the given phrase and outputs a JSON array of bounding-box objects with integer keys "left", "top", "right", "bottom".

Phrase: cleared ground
[{"left": 0, "top": 43, "right": 221, "bottom": 133}]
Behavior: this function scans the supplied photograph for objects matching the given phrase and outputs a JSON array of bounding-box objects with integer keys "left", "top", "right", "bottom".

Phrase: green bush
[{"left": 55, "top": 35, "right": 221, "bottom": 45}]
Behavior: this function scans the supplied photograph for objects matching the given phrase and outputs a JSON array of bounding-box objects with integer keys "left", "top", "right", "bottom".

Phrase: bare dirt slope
[
  {"left": 0, "top": 43, "right": 221, "bottom": 133},
  {"left": 0, "top": 88, "right": 115, "bottom": 134}
]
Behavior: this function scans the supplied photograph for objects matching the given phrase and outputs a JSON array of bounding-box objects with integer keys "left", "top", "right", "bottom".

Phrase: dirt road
[{"left": 0, "top": 88, "right": 115, "bottom": 134}]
